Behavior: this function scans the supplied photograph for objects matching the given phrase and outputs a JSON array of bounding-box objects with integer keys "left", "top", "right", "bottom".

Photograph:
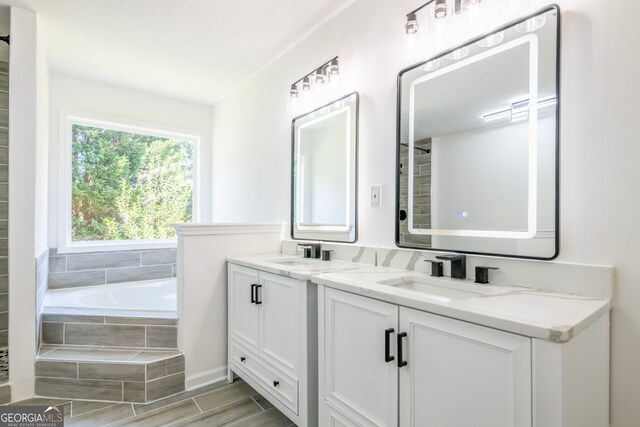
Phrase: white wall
[
  {"left": 47, "top": 72, "right": 214, "bottom": 248},
  {"left": 34, "top": 7, "right": 48, "bottom": 256},
  {"left": 211, "top": 0, "right": 640, "bottom": 424},
  {"left": 8, "top": 5, "right": 37, "bottom": 401}
]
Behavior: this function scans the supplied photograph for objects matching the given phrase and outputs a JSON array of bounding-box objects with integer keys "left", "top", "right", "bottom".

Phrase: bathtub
[{"left": 43, "top": 278, "right": 177, "bottom": 318}]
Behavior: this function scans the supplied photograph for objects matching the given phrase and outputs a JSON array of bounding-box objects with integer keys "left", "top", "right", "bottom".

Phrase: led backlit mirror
[
  {"left": 396, "top": 6, "right": 559, "bottom": 259},
  {"left": 292, "top": 92, "right": 358, "bottom": 242}
]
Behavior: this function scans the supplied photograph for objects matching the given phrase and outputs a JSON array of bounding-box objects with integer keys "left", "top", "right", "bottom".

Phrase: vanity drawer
[{"left": 231, "top": 342, "right": 299, "bottom": 413}]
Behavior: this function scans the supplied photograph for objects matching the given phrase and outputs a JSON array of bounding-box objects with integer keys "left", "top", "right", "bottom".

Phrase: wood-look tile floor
[{"left": 8, "top": 379, "right": 295, "bottom": 426}]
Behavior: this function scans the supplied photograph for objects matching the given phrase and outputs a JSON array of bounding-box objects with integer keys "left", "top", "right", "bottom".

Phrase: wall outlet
[{"left": 370, "top": 185, "right": 382, "bottom": 208}]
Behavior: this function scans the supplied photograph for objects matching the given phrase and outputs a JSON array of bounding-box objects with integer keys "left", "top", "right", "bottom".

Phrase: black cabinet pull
[
  {"left": 385, "top": 328, "right": 395, "bottom": 362},
  {"left": 273, "top": 380, "right": 279, "bottom": 387},
  {"left": 255, "top": 284, "right": 263, "bottom": 304},
  {"left": 240, "top": 357, "right": 246, "bottom": 362},
  {"left": 397, "top": 332, "right": 407, "bottom": 368},
  {"left": 250, "top": 284, "right": 256, "bottom": 304}
]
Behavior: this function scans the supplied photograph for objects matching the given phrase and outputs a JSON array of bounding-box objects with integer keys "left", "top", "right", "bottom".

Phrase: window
[{"left": 59, "top": 112, "right": 200, "bottom": 252}]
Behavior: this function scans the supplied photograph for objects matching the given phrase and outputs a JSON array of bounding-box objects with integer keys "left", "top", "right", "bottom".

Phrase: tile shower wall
[
  {"left": 48, "top": 248, "right": 177, "bottom": 290},
  {"left": 0, "top": 59, "right": 9, "bottom": 387},
  {"left": 399, "top": 139, "right": 432, "bottom": 248}
]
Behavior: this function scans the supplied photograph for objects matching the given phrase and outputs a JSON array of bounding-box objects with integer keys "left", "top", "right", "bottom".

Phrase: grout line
[
  {"left": 192, "top": 398, "right": 203, "bottom": 414},
  {"left": 250, "top": 395, "right": 267, "bottom": 411}
]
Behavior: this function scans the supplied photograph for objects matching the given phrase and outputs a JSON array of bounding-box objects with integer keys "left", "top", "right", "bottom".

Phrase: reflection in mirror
[
  {"left": 292, "top": 92, "right": 358, "bottom": 243},
  {"left": 396, "top": 6, "right": 559, "bottom": 259}
]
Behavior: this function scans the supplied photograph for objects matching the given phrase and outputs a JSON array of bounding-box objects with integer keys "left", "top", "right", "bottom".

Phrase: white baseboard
[{"left": 185, "top": 366, "right": 229, "bottom": 390}]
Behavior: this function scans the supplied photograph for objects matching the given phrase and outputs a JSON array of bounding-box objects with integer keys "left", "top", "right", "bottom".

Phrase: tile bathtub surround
[
  {"left": 48, "top": 248, "right": 177, "bottom": 290},
  {"left": 40, "top": 314, "right": 178, "bottom": 349}
]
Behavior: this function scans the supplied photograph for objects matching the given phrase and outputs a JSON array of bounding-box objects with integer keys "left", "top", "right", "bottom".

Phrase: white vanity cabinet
[
  {"left": 319, "top": 286, "right": 609, "bottom": 427},
  {"left": 228, "top": 263, "right": 317, "bottom": 426}
]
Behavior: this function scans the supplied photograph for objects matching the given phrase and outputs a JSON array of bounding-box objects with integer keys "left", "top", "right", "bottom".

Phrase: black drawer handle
[
  {"left": 385, "top": 328, "right": 395, "bottom": 362},
  {"left": 273, "top": 380, "right": 279, "bottom": 387},
  {"left": 255, "top": 284, "right": 262, "bottom": 304},
  {"left": 397, "top": 332, "right": 407, "bottom": 368},
  {"left": 240, "top": 357, "right": 246, "bottom": 363},
  {"left": 250, "top": 284, "right": 256, "bottom": 304}
]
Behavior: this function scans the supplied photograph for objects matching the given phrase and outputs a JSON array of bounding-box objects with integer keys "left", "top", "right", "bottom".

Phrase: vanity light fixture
[
  {"left": 404, "top": 0, "right": 482, "bottom": 36},
  {"left": 434, "top": 0, "right": 448, "bottom": 19},
  {"left": 287, "top": 57, "right": 341, "bottom": 115},
  {"left": 288, "top": 57, "right": 338, "bottom": 99},
  {"left": 302, "top": 76, "right": 311, "bottom": 91}
]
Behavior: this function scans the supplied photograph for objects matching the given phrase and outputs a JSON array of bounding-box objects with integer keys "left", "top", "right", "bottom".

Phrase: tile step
[{"left": 35, "top": 346, "right": 185, "bottom": 404}]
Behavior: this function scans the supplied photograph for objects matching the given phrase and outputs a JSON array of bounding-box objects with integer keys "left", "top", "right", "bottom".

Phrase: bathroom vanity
[
  {"left": 226, "top": 254, "right": 362, "bottom": 427},
  {"left": 314, "top": 267, "right": 610, "bottom": 427}
]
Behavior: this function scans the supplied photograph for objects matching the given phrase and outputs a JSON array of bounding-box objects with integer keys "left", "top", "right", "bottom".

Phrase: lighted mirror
[
  {"left": 292, "top": 92, "right": 358, "bottom": 243},
  {"left": 396, "top": 6, "right": 559, "bottom": 259}
]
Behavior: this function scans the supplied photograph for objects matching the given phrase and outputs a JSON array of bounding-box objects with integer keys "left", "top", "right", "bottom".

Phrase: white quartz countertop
[
  {"left": 311, "top": 266, "right": 611, "bottom": 343},
  {"left": 227, "top": 253, "right": 363, "bottom": 281}
]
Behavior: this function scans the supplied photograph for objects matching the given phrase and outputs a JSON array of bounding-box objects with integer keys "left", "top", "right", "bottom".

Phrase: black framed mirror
[
  {"left": 291, "top": 92, "right": 358, "bottom": 243},
  {"left": 396, "top": 5, "right": 560, "bottom": 259}
]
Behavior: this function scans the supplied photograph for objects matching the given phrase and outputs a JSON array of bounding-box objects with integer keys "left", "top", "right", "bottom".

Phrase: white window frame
[{"left": 58, "top": 110, "right": 201, "bottom": 254}]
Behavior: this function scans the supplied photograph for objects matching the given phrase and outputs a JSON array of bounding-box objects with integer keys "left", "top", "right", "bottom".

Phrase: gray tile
[
  {"left": 0, "top": 258, "right": 6, "bottom": 275},
  {"left": 9, "top": 397, "right": 71, "bottom": 407},
  {"left": 166, "top": 355, "right": 185, "bottom": 375},
  {"left": 0, "top": 165, "right": 7, "bottom": 183},
  {"left": 36, "top": 248, "right": 49, "bottom": 268},
  {"left": 0, "top": 108, "right": 6, "bottom": 129},
  {"left": 146, "top": 360, "right": 166, "bottom": 381},
  {"left": 0, "top": 128, "right": 6, "bottom": 147},
  {"left": 107, "top": 265, "right": 173, "bottom": 284},
  {"left": 0, "top": 311, "right": 6, "bottom": 330},
  {"left": 0, "top": 383, "right": 10, "bottom": 405},
  {"left": 146, "top": 326, "right": 177, "bottom": 348},
  {"left": 172, "top": 264, "right": 177, "bottom": 277},
  {"left": 49, "top": 270, "right": 106, "bottom": 289},
  {"left": 123, "top": 382, "right": 146, "bottom": 403},
  {"left": 0, "top": 275, "right": 6, "bottom": 293},
  {"left": 0, "top": 147, "right": 6, "bottom": 168},
  {"left": 78, "top": 362, "right": 145, "bottom": 381},
  {"left": 35, "top": 360, "right": 77, "bottom": 378},
  {"left": 227, "top": 407, "right": 293, "bottom": 427},
  {"left": 0, "top": 242, "right": 5, "bottom": 258},
  {"left": 132, "top": 381, "right": 226, "bottom": 415},
  {"left": 49, "top": 256, "right": 67, "bottom": 273},
  {"left": 146, "top": 372, "right": 184, "bottom": 402},
  {"left": 194, "top": 381, "right": 254, "bottom": 412},
  {"left": 65, "top": 323, "right": 145, "bottom": 347},
  {"left": 171, "top": 396, "right": 262, "bottom": 427},
  {"left": 67, "top": 252, "right": 141, "bottom": 271},
  {"left": 0, "top": 183, "right": 6, "bottom": 202},
  {"left": 118, "top": 399, "right": 199, "bottom": 426},
  {"left": 251, "top": 393, "right": 275, "bottom": 411},
  {"left": 42, "top": 322, "right": 64, "bottom": 344},
  {"left": 0, "top": 74, "right": 7, "bottom": 92},
  {"left": 65, "top": 403, "right": 135, "bottom": 427},
  {"left": 0, "top": 330, "right": 6, "bottom": 346},
  {"left": 0, "top": 221, "right": 6, "bottom": 239},
  {"left": 42, "top": 314, "right": 104, "bottom": 324},
  {"left": 38, "top": 348, "right": 140, "bottom": 362},
  {"left": 141, "top": 249, "right": 176, "bottom": 266},
  {"left": 71, "top": 400, "right": 118, "bottom": 417},
  {"left": 0, "top": 92, "right": 6, "bottom": 109},
  {"left": 35, "top": 377, "right": 123, "bottom": 401},
  {"left": 105, "top": 316, "right": 177, "bottom": 326},
  {"left": 0, "top": 62, "right": 7, "bottom": 74}
]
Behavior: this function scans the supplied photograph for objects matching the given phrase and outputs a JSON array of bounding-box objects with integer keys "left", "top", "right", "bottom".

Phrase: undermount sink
[
  {"left": 264, "top": 257, "right": 313, "bottom": 267},
  {"left": 377, "top": 276, "right": 496, "bottom": 301},
  {"left": 272, "top": 260, "right": 310, "bottom": 266}
]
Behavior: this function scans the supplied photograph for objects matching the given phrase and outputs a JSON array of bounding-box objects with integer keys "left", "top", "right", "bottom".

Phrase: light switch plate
[{"left": 370, "top": 185, "right": 382, "bottom": 208}]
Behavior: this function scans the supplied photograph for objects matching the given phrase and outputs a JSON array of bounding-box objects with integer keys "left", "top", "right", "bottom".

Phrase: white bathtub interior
[{"left": 43, "top": 278, "right": 177, "bottom": 318}]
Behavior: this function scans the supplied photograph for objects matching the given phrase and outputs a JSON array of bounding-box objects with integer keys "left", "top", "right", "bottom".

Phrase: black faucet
[
  {"left": 297, "top": 243, "right": 321, "bottom": 259},
  {"left": 435, "top": 254, "right": 466, "bottom": 280}
]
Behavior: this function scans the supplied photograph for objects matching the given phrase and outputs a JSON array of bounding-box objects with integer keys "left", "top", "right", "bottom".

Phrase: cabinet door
[
  {"left": 228, "top": 264, "right": 260, "bottom": 352},
  {"left": 259, "top": 271, "right": 302, "bottom": 377},
  {"left": 399, "top": 307, "right": 531, "bottom": 427},
  {"left": 321, "top": 287, "right": 399, "bottom": 427}
]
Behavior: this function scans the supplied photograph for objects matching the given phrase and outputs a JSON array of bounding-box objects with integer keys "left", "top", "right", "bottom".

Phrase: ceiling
[{"left": 7, "top": 0, "right": 353, "bottom": 105}]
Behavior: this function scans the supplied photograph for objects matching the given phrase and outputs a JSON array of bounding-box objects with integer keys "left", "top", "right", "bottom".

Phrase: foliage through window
[{"left": 71, "top": 124, "right": 194, "bottom": 241}]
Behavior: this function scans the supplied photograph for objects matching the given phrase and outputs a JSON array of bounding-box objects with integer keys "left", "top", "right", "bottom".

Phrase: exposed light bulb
[
  {"left": 289, "top": 84, "right": 299, "bottom": 98},
  {"left": 302, "top": 76, "right": 311, "bottom": 91},
  {"left": 329, "top": 59, "right": 339, "bottom": 75},
  {"left": 315, "top": 68, "right": 326, "bottom": 84},
  {"left": 434, "top": 0, "right": 448, "bottom": 19},
  {"left": 405, "top": 12, "right": 419, "bottom": 34}
]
